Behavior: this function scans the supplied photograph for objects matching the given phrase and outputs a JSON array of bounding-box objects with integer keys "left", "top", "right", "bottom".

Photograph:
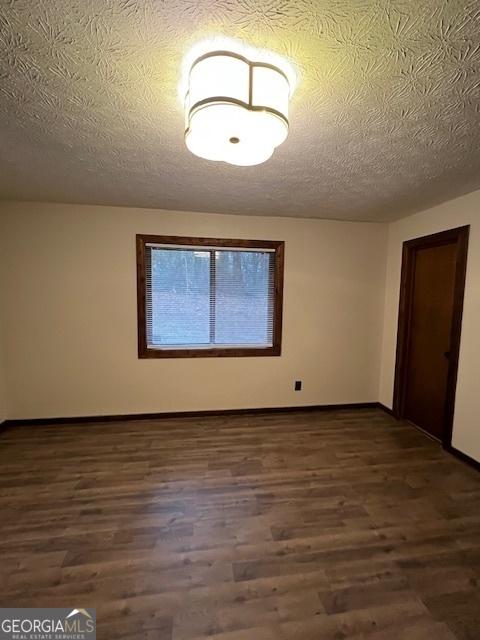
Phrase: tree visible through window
[{"left": 136, "top": 236, "right": 284, "bottom": 358}]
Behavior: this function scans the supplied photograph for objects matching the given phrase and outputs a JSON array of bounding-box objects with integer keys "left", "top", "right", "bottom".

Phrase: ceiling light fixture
[{"left": 183, "top": 46, "right": 292, "bottom": 167}]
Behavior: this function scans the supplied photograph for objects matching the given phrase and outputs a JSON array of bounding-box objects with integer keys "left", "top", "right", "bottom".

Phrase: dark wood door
[
  {"left": 394, "top": 226, "right": 469, "bottom": 444},
  {"left": 403, "top": 242, "right": 457, "bottom": 438}
]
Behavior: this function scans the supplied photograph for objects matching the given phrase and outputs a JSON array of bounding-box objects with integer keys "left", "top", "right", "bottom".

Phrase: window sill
[{"left": 138, "top": 345, "right": 281, "bottom": 358}]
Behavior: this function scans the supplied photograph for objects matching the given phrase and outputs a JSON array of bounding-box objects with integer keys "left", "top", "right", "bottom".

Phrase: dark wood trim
[
  {"left": 443, "top": 227, "right": 470, "bottom": 447},
  {"left": 273, "top": 240, "right": 284, "bottom": 354},
  {"left": 139, "top": 346, "right": 283, "bottom": 358},
  {"left": 136, "top": 235, "right": 284, "bottom": 251},
  {"left": 445, "top": 444, "right": 480, "bottom": 473},
  {"left": 136, "top": 235, "right": 284, "bottom": 358},
  {"left": 377, "top": 403, "right": 394, "bottom": 416},
  {"left": 136, "top": 235, "right": 148, "bottom": 357},
  {"left": 392, "top": 226, "right": 470, "bottom": 449},
  {"left": 2, "top": 403, "right": 380, "bottom": 428},
  {"left": 392, "top": 239, "right": 413, "bottom": 419}
]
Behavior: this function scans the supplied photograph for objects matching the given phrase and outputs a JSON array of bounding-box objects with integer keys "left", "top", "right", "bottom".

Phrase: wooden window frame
[{"left": 136, "top": 234, "right": 284, "bottom": 358}]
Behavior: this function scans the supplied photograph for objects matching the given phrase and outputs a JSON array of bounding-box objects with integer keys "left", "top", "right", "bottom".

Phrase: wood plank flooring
[{"left": 1, "top": 408, "right": 480, "bottom": 639}]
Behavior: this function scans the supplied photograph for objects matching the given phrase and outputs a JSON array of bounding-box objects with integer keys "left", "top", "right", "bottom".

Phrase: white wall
[
  {"left": 380, "top": 189, "right": 480, "bottom": 462},
  {"left": 0, "top": 201, "right": 387, "bottom": 420}
]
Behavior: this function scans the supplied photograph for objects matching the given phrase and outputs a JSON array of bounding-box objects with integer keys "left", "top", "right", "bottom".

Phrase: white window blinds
[{"left": 145, "top": 244, "right": 276, "bottom": 349}]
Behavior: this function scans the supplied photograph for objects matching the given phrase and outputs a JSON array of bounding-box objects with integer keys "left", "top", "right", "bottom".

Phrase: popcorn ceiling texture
[{"left": 0, "top": 0, "right": 479, "bottom": 221}]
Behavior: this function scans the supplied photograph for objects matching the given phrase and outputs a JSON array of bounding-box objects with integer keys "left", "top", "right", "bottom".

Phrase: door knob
[{"left": 444, "top": 351, "right": 451, "bottom": 359}]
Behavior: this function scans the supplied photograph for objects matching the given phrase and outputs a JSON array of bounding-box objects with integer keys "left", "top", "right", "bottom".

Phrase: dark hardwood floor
[{"left": 1, "top": 408, "right": 480, "bottom": 639}]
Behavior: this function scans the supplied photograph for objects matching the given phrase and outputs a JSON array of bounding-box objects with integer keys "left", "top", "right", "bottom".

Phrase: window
[{"left": 136, "top": 235, "right": 284, "bottom": 358}]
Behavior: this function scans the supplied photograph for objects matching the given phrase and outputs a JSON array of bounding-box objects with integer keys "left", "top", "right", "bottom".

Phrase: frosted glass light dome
[{"left": 184, "top": 50, "right": 291, "bottom": 166}]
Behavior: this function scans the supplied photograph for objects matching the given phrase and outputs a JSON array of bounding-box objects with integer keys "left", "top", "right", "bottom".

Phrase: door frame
[{"left": 393, "top": 225, "right": 470, "bottom": 447}]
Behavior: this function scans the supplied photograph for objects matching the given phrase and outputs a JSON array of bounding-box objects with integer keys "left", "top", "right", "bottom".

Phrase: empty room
[{"left": 1, "top": 1, "right": 480, "bottom": 639}]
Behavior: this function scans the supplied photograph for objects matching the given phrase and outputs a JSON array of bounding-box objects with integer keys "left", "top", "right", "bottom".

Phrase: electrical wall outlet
[{"left": 295, "top": 380, "right": 302, "bottom": 391}]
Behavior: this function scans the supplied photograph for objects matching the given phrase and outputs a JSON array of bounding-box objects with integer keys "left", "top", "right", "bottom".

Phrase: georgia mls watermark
[{"left": 0, "top": 609, "right": 96, "bottom": 640}]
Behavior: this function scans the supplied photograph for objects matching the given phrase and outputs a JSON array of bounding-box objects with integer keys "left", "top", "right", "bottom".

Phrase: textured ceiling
[{"left": 0, "top": 0, "right": 479, "bottom": 222}]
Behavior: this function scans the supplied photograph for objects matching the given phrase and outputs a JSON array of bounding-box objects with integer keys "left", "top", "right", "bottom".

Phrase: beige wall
[
  {"left": 0, "top": 255, "right": 7, "bottom": 422},
  {"left": 0, "top": 201, "right": 387, "bottom": 419},
  {"left": 2, "top": 194, "right": 478, "bottom": 462},
  {"left": 380, "top": 189, "right": 480, "bottom": 462},
  {"left": 0, "top": 316, "right": 6, "bottom": 423}
]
